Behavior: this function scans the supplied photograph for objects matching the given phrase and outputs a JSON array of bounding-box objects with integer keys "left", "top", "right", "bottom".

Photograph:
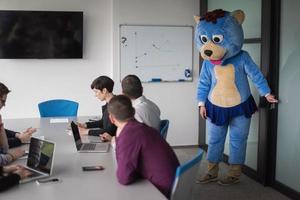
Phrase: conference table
[{"left": 1, "top": 117, "right": 166, "bottom": 200}]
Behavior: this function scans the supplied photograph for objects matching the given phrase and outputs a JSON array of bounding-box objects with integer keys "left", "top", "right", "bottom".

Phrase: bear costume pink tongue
[{"left": 210, "top": 59, "right": 222, "bottom": 65}]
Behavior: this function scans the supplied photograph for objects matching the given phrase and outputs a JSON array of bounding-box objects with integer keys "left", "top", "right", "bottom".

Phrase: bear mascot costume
[{"left": 194, "top": 9, "right": 278, "bottom": 185}]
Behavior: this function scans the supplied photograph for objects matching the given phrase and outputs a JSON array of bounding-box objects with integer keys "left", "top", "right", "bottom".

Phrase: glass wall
[{"left": 276, "top": 0, "right": 300, "bottom": 192}]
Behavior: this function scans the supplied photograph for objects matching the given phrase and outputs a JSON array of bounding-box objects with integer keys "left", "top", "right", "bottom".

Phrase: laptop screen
[
  {"left": 27, "top": 137, "right": 55, "bottom": 175},
  {"left": 70, "top": 121, "right": 82, "bottom": 149}
]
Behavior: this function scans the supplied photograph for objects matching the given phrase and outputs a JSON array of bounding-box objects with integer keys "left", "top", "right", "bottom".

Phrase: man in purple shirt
[{"left": 107, "top": 95, "right": 180, "bottom": 198}]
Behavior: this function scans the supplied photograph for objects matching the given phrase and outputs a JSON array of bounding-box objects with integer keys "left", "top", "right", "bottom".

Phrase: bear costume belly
[{"left": 211, "top": 64, "right": 241, "bottom": 107}]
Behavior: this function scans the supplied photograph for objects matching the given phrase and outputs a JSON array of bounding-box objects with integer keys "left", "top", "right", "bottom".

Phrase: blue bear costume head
[{"left": 194, "top": 9, "right": 245, "bottom": 64}]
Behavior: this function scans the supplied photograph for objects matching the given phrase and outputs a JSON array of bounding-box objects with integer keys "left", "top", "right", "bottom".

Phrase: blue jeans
[{"left": 206, "top": 115, "right": 251, "bottom": 164}]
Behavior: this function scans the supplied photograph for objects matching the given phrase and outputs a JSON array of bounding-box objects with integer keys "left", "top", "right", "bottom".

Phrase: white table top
[{"left": 1, "top": 117, "right": 166, "bottom": 200}]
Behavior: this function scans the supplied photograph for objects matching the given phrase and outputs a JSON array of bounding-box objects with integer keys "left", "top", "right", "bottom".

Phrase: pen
[{"left": 36, "top": 178, "right": 60, "bottom": 184}]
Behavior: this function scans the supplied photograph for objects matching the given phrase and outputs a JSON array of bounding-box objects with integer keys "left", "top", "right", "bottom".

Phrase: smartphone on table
[{"left": 82, "top": 165, "right": 104, "bottom": 171}]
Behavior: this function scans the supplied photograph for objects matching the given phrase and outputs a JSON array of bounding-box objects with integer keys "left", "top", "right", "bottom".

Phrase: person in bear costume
[{"left": 194, "top": 9, "right": 278, "bottom": 185}]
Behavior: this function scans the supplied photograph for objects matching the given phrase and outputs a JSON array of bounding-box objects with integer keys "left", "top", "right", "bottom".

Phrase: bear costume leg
[
  {"left": 199, "top": 115, "right": 251, "bottom": 185},
  {"left": 228, "top": 115, "right": 251, "bottom": 165},
  {"left": 220, "top": 115, "right": 251, "bottom": 185},
  {"left": 206, "top": 119, "right": 229, "bottom": 163},
  {"left": 197, "top": 120, "right": 228, "bottom": 183}
]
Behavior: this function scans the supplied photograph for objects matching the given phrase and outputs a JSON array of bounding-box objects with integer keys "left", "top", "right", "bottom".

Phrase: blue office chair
[
  {"left": 38, "top": 99, "right": 79, "bottom": 117},
  {"left": 159, "top": 119, "right": 169, "bottom": 139},
  {"left": 170, "top": 149, "right": 203, "bottom": 200}
]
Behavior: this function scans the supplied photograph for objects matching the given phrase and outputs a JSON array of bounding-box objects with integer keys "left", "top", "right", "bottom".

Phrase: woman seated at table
[
  {"left": 0, "top": 82, "right": 36, "bottom": 148},
  {"left": 107, "top": 95, "right": 180, "bottom": 198},
  {"left": 77, "top": 76, "right": 117, "bottom": 140}
]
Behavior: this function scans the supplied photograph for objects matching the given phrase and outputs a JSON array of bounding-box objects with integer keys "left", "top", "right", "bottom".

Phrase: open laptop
[
  {"left": 20, "top": 137, "right": 55, "bottom": 183},
  {"left": 81, "top": 134, "right": 102, "bottom": 144},
  {"left": 70, "top": 121, "right": 110, "bottom": 153}
]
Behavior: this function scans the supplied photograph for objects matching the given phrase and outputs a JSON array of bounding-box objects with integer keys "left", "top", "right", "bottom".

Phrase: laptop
[
  {"left": 81, "top": 134, "right": 103, "bottom": 144},
  {"left": 70, "top": 121, "right": 110, "bottom": 153},
  {"left": 20, "top": 137, "right": 55, "bottom": 183}
]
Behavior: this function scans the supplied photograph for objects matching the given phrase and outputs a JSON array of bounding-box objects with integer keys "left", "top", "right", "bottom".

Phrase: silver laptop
[
  {"left": 70, "top": 121, "right": 110, "bottom": 153},
  {"left": 81, "top": 135, "right": 102, "bottom": 144},
  {"left": 20, "top": 137, "right": 55, "bottom": 183}
]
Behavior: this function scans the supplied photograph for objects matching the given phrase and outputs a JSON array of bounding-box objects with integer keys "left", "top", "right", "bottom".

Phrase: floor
[{"left": 174, "top": 147, "right": 291, "bottom": 200}]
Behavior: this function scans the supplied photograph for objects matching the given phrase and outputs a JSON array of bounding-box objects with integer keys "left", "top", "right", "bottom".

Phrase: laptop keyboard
[{"left": 81, "top": 143, "right": 96, "bottom": 151}]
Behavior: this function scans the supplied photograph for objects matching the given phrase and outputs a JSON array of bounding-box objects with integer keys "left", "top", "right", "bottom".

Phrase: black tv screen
[{"left": 0, "top": 10, "right": 83, "bottom": 58}]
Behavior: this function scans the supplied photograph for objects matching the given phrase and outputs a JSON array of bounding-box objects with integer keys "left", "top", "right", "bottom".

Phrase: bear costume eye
[
  {"left": 212, "top": 35, "right": 223, "bottom": 43},
  {"left": 200, "top": 35, "right": 209, "bottom": 44}
]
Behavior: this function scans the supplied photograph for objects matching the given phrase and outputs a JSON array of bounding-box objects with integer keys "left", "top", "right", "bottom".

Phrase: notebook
[
  {"left": 20, "top": 137, "right": 55, "bottom": 183},
  {"left": 70, "top": 121, "right": 110, "bottom": 153},
  {"left": 81, "top": 135, "right": 102, "bottom": 144}
]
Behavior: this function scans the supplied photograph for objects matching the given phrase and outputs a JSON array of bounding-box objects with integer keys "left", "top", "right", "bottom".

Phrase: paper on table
[{"left": 50, "top": 118, "right": 69, "bottom": 123}]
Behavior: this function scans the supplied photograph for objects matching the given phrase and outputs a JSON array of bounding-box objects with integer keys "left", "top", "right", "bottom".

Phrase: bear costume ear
[
  {"left": 231, "top": 10, "right": 245, "bottom": 24},
  {"left": 194, "top": 15, "right": 201, "bottom": 24}
]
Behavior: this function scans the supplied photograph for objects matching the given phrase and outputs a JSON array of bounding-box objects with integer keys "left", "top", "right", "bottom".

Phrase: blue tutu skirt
[{"left": 205, "top": 95, "right": 257, "bottom": 126}]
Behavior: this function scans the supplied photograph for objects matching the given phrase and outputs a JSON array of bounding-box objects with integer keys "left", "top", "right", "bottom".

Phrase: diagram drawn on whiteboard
[{"left": 120, "top": 25, "right": 193, "bottom": 82}]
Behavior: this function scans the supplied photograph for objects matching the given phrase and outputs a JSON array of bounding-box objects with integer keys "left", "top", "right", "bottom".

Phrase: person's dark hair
[
  {"left": 108, "top": 95, "right": 135, "bottom": 122},
  {"left": 121, "top": 75, "right": 143, "bottom": 99},
  {"left": 0, "top": 82, "right": 10, "bottom": 97},
  {"left": 90, "top": 76, "right": 114, "bottom": 93}
]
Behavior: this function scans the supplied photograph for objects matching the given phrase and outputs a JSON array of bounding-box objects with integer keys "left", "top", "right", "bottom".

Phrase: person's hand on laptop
[
  {"left": 16, "top": 127, "right": 36, "bottom": 143},
  {"left": 77, "top": 122, "right": 87, "bottom": 129},
  {"left": 3, "top": 164, "right": 32, "bottom": 179},
  {"left": 14, "top": 167, "right": 32, "bottom": 180},
  {"left": 78, "top": 126, "right": 89, "bottom": 135},
  {"left": 2, "top": 164, "right": 23, "bottom": 173},
  {"left": 8, "top": 148, "right": 25, "bottom": 160},
  {"left": 100, "top": 133, "right": 112, "bottom": 142}
]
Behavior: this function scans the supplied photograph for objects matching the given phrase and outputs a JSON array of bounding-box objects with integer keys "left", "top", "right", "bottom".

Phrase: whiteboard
[{"left": 120, "top": 25, "right": 193, "bottom": 83}]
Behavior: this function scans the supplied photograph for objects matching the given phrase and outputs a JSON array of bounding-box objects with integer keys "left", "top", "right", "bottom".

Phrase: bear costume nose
[{"left": 204, "top": 50, "right": 213, "bottom": 57}]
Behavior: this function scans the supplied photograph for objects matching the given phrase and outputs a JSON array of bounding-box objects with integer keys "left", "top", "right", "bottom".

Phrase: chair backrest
[
  {"left": 170, "top": 149, "right": 203, "bottom": 200},
  {"left": 159, "top": 119, "right": 169, "bottom": 139},
  {"left": 38, "top": 99, "right": 79, "bottom": 117}
]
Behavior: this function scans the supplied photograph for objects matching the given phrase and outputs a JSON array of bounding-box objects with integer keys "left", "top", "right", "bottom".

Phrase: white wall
[
  {"left": 0, "top": 0, "right": 113, "bottom": 118},
  {"left": 0, "top": 0, "right": 199, "bottom": 146},
  {"left": 113, "top": 0, "right": 199, "bottom": 145}
]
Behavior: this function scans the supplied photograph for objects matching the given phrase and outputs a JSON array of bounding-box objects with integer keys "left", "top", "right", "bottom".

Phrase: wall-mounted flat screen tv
[{"left": 0, "top": 10, "right": 83, "bottom": 58}]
